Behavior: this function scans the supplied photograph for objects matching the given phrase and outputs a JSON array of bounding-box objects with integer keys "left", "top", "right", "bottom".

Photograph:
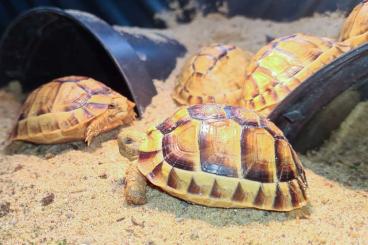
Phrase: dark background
[{"left": 0, "top": 0, "right": 361, "bottom": 35}]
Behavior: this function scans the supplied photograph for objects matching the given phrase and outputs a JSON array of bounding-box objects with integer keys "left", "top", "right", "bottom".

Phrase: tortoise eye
[
  {"left": 108, "top": 104, "right": 115, "bottom": 109},
  {"left": 124, "top": 137, "right": 133, "bottom": 144}
]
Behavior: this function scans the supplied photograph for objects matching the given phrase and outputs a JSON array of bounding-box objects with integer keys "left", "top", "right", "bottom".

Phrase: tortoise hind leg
[{"left": 124, "top": 163, "right": 147, "bottom": 205}]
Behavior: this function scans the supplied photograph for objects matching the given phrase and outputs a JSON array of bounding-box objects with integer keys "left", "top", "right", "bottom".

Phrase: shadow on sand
[
  {"left": 2, "top": 127, "right": 122, "bottom": 158},
  {"left": 136, "top": 186, "right": 312, "bottom": 227}
]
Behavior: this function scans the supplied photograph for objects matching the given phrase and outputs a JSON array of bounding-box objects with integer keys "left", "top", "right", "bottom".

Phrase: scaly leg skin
[
  {"left": 85, "top": 114, "right": 109, "bottom": 145},
  {"left": 124, "top": 163, "right": 147, "bottom": 205}
]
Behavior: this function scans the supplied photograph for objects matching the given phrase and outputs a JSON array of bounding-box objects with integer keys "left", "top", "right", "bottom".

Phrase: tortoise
[
  {"left": 339, "top": 0, "right": 368, "bottom": 47},
  {"left": 172, "top": 43, "right": 253, "bottom": 106},
  {"left": 240, "top": 33, "right": 351, "bottom": 117},
  {"left": 119, "top": 104, "right": 308, "bottom": 211},
  {"left": 10, "top": 76, "right": 136, "bottom": 145}
]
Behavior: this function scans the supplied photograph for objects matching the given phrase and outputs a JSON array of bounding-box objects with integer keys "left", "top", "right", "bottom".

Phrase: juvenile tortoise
[
  {"left": 240, "top": 33, "right": 351, "bottom": 117},
  {"left": 172, "top": 43, "right": 253, "bottom": 106},
  {"left": 10, "top": 76, "right": 135, "bottom": 145},
  {"left": 119, "top": 104, "right": 308, "bottom": 211}
]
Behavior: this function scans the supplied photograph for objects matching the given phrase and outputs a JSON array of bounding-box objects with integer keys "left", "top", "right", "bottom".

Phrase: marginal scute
[
  {"left": 148, "top": 162, "right": 163, "bottom": 180},
  {"left": 209, "top": 180, "right": 222, "bottom": 198},
  {"left": 167, "top": 168, "right": 180, "bottom": 189},
  {"left": 253, "top": 184, "right": 266, "bottom": 206},
  {"left": 291, "top": 149, "right": 308, "bottom": 186},
  {"left": 187, "top": 178, "right": 201, "bottom": 194},
  {"left": 297, "top": 177, "right": 308, "bottom": 200},
  {"left": 232, "top": 183, "right": 246, "bottom": 202},
  {"left": 289, "top": 180, "right": 305, "bottom": 208},
  {"left": 273, "top": 183, "right": 289, "bottom": 210}
]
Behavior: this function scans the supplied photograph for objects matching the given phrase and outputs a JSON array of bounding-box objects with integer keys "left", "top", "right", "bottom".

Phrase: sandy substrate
[{"left": 0, "top": 12, "right": 367, "bottom": 244}]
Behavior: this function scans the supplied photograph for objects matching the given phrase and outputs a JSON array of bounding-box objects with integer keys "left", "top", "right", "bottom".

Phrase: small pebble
[
  {"left": 98, "top": 173, "right": 108, "bottom": 179},
  {"left": 13, "top": 164, "right": 23, "bottom": 172},
  {"left": 44, "top": 153, "right": 55, "bottom": 159},
  {"left": 131, "top": 216, "right": 145, "bottom": 227},
  {"left": 0, "top": 202, "right": 10, "bottom": 217},
  {"left": 116, "top": 217, "right": 125, "bottom": 222},
  {"left": 41, "top": 193, "right": 55, "bottom": 206}
]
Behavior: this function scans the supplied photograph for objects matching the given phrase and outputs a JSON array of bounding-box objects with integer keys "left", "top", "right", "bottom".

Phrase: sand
[{"left": 0, "top": 12, "right": 367, "bottom": 245}]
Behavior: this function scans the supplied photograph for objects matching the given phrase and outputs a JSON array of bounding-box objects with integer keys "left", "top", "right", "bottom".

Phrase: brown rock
[{"left": 41, "top": 193, "right": 55, "bottom": 206}]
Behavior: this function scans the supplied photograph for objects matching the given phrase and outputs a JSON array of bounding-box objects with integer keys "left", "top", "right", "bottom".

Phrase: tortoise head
[
  {"left": 117, "top": 129, "right": 147, "bottom": 161},
  {"left": 84, "top": 93, "right": 136, "bottom": 145},
  {"left": 106, "top": 93, "right": 136, "bottom": 128}
]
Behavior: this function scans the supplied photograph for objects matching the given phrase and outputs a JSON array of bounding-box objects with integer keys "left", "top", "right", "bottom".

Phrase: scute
[
  {"left": 137, "top": 104, "right": 308, "bottom": 211},
  {"left": 199, "top": 119, "right": 241, "bottom": 177},
  {"left": 162, "top": 119, "right": 200, "bottom": 171}
]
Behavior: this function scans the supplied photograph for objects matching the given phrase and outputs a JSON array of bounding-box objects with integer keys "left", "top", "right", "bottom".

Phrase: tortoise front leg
[
  {"left": 124, "top": 163, "right": 147, "bottom": 205},
  {"left": 85, "top": 113, "right": 108, "bottom": 145}
]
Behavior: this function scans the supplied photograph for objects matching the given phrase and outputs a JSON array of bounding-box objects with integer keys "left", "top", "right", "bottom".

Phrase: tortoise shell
[
  {"left": 240, "top": 33, "right": 351, "bottom": 117},
  {"left": 10, "top": 76, "right": 135, "bottom": 144},
  {"left": 339, "top": 1, "right": 368, "bottom": 47},
  {"left": 339, "top": 1, "right": 368, "bottom": 41},
  {"left": 172, "top": 43, "right": 253, "bottom": 106},
  {"left": 137, "top": 104, "right": 308, "bottom": 211}
]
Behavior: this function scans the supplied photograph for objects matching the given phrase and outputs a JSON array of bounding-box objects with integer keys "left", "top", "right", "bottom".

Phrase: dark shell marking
[
  {"left": 191, "top": 44, "right": 236, "bottom": 73},
  {"left": 210, "top": 180, "right": 222, "bottom": 198},
  {"left": 232, "top": 183, "right": 246, "bottom": 202},
  {"left": 162, "top": 134, "right": 195, "bottom": 171},
  {"left": 187, "top": 178, "right": 201, "bottom": 194}
]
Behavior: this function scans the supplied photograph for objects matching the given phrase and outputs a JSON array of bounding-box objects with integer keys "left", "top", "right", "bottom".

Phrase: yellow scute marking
[
  {"left": 139, "top": 128, "right": 163, "bottom": 152},
  {"left": 175, "top": 120, "right": 200, "bottom": 154},
  {"left": 194, "top": 55, "right": 215, "bottom": 73},
  {"left": 260, "top": 52, "right": 292, "bottom": 75}
]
